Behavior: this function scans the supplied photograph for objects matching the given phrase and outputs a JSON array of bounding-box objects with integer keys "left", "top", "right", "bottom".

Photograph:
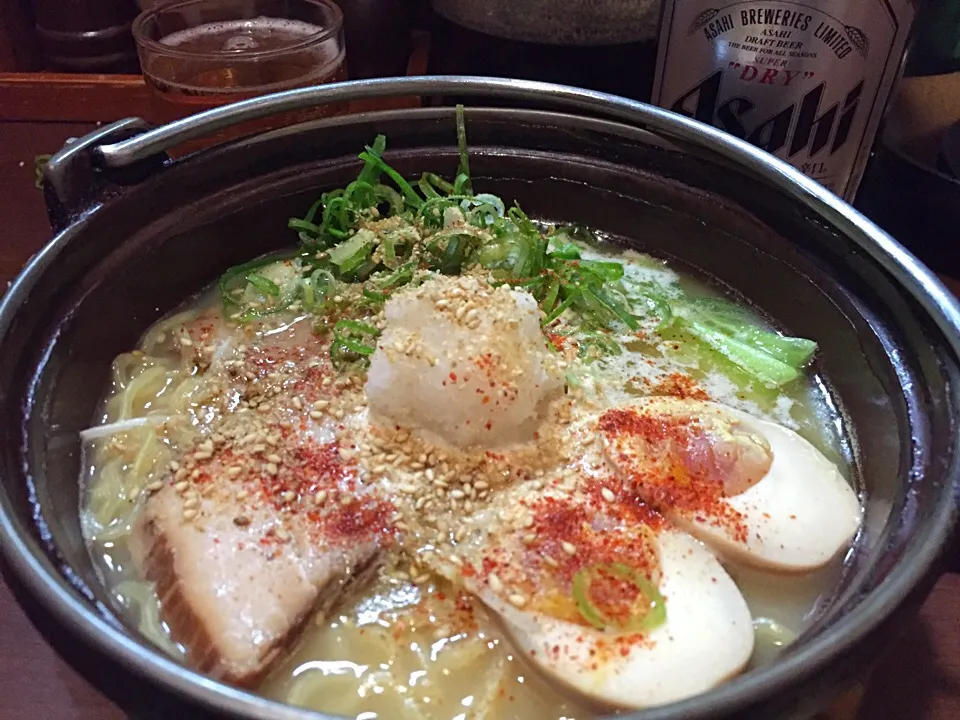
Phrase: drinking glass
[{"left": 133, "top": 0, "right": 347, "bottom": 145}]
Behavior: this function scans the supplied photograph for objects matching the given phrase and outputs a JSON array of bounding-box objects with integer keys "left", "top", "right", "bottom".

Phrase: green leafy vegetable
[
  {"left": 674, "top": 297, "right": 817, "bottom": 387},
  {"left": 683, "top": 319, "right": 801, "bottom": 387}
]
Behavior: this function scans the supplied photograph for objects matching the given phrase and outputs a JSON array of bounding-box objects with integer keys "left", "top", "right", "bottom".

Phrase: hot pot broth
[{"left": 80, "top": 113, "right": 859, "bottom": 719}]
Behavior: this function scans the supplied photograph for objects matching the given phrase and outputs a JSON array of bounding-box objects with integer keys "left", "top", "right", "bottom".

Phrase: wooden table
[{"left": 2, "top": 122, "right": 960, "bottom": 720}]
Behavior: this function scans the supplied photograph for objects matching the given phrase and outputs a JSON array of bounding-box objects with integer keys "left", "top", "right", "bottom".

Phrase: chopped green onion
[
  {"left": 423, "top": 172, "right": 455, "bottom": 196},
  {"left": 321, "top": 194, "right": 351, "bottom": 239},
  {"left": 356, "top": 134, "right": 387, "bottom": 186},
  {"left": 578, "top": 332, "right": 622, "bottom": 361},
  {"left": 373, "top": 184, "right": 404, "bottom": 215},
  {"left": 377, "top": 262, "right": 415, "bottom": 290},
  {"left": 362, "top": 287, "right": 389, "bottom": 303},
  {"left": 542, "top": 276, "right": 561, "bottom": 312},
  {"left": 331, "top": 319, "right": 381, "bottom": 369},
  {"left": 628, "top": 285, "right": 673, "bottom": 330},
  {"left": 328, "top": 231, "right": 374, "bottom": 274},
  {"left": 578, "top": 259, "right": 624, "bottom": 282},
  {"left": 543, "top": 291, "right": 579, "bottom": 325},
  {"left": 572, "top": 562, "right": 666, "bottom": 633},
  {"left": 455, "top": 104, "right": 472, "bottom": 196},
  {"left": 246, "top": 273, "right": 280, "bottom": 297},
  {"left": 549, "top": 242, "right": 581, "bottom": 260},
  {"left": 358, "top": 148, "right": 424, "bottom": 209},
  {"left": 219, "top": 257, "right": 284, "bottom": 308},
  {"left": 288, "top": 217, "right": 323, "bottom": 236},
  {"left": 590, "top": 286, "right": 639, "bottom": 330}
]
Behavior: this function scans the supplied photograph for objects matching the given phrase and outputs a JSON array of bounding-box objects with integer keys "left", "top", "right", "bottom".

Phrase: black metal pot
[{"left": 1, "top": 77, "right": 959, "bottom": 720}]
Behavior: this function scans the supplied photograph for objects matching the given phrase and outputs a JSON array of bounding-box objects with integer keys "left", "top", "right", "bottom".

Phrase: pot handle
[
  {"left": 43, "top": 117, "right": 155, "bottom": 232},
  {"left": 92, "top": 75, "right": 680, "bottom": 169}
]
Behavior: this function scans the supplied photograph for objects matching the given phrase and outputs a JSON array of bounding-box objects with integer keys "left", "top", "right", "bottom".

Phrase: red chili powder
[{"left": 598, "top": 408, "right": 748, "bottom": 543}]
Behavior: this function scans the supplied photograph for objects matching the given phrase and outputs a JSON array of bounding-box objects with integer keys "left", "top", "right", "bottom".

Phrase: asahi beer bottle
[{"left": 652, "top": 1, "right": 918, "bottom": 201}]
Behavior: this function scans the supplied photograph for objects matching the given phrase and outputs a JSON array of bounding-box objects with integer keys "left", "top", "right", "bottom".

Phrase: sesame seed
[
  {"left": 183, "top": 497, "right": 199, "bottom": 510},
  {"left": 413, "top": 573, "right": 431, "bottom": 585},
  {"left": 174, "top": 468, "right": 188, "bottom": 482},
  {"left": 265, "top": 462, "right": 278, "bottom": 475},
  {"left": 168, "top": 461, "right": 180, "bottom": 472},
  {"left": 310, "top": 410, "right": 324, "bottom": 420},
  {"left": 146, "top": 480, "right": 163, "bottom": 493},
  {"left": 266, "top": 453, "right": 282, "bottom": 464},
  {"left": 236, "top": 490, "right": 249, "bottom": 501},
  {"left": 193, "top": 450, "right": 213, "bottom": 460},
  {"left": 292, "top": 397, "right": 303, "bottom": 410},
  {"left": 173, "top": 481, "right": 189, "bottom": 493},
  {"left": 197, "top": 439, "right": 214, "bottom": 453},
  {"left": 314, "top": 490, "right": 328, "bottom": 505},
  {"left": 522, "top": 515, "right": 535, "bottom": 528},
  {"left": 601, "top": 487, "right": 616, "bottom": 502},
  {"left": 449, "top": 489, "right": 466, "bottom": 500},
  {"left": 313, "top": 400, "right": 328, "bottom": 410},
  {"left": 449, "top": 554, "right": 463, "bottom": 566},
  {"left": 282, "top": 491, "right": 296, "bottom": 503},
  {"left": 522, "top": 533, "right": 537, "bottom": 545},
  {"left": 399, "top": 484, "right": 418, "bottom": 495},
  {"left": 543, "top": 556, "right": 559, "bottom": 568},
  {"left": 180, "top": 336, "right": 193, "bottom": 347},
  {"left": 488, "top": 573, "right": 504, "bottom": 593},
  {"left": 182, "top": 509, "right": 198, "bottom": 521},
  {"left": 508, "top": 594, "right": 527, "bottom": 608},
  {"left": 227, "top": 466, "right": 243, "bottom": 478},
  {"left": 562, "top": 541, "right": 577, "bottom": 556}
]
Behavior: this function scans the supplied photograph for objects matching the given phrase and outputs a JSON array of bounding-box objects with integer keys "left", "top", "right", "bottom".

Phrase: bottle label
[{"left": 652, "top": 1, "right": 915, "bottom": 201}]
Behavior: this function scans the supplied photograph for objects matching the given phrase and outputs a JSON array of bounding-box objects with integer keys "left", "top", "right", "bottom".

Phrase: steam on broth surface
[{"left": 80, "top": 113, "right": 860, "bottom": 719}]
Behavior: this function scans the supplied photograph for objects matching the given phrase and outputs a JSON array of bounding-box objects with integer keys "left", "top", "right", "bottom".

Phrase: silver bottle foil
[{"left": 652, "top": 1, "right": 916, "bottom": 201}]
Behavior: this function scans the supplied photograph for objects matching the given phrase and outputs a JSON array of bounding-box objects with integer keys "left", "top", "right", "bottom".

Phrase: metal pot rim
[{"left": 4, "top": 76, "right": 960, "bottom": 720}]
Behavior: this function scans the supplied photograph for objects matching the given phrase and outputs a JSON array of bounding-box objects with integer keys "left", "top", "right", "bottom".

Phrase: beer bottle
[{"left": 651, "top": 1, "right": 919, "bottom": 201}]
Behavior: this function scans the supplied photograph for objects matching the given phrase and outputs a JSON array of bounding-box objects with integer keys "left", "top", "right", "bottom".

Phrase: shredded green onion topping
[
  {"left": 216, "top": 104, "right": 818, "bottom": 386},
  {"left": 572, "top": 562, "right": 666, "bottom": 633}
]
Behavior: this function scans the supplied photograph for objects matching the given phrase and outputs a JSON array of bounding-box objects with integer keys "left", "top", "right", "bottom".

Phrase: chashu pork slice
[{"left": 131, "top": 315, "right": 394, "bottom": 686}]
